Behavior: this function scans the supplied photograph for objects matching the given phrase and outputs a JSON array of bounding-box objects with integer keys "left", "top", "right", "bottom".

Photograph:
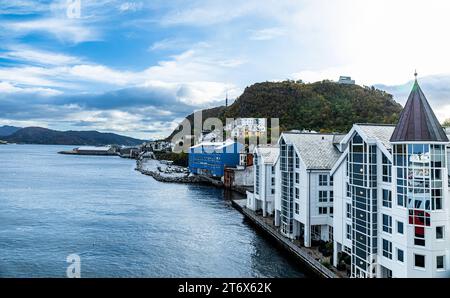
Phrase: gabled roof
[
  {"left": 282, "top": 133, "right": 343, "bottom": 170},
  {"left": 357, "top": 124, "right": 396, "bottom": 149},
  {"left": 255, "top": 145, "right": 279, "bottom": 165},
  {"left": 390, "top": 79, "right": 448, "bottom": 143}
]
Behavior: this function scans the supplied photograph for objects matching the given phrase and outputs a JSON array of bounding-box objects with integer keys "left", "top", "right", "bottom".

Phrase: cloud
[
  {"left": 2, "top": 18, "right": 99, "bottom": 44},
  {"left": 119, "top": 2, "right": 144, "bottom": 12},
  {"left": 249, "top": 27, "right": 286, "bottom": 41},
  {"left": 376, "top": 73, "right": 450, "bottom": 122},
  {"left": 0, "top": 46, "right": 84, "bottom": 66},
  {"left": 0, "top": 81, "right": 62, "bottom": 96},
  {"left": 0, "top": 0, "right": 49, "bottom": 15}
]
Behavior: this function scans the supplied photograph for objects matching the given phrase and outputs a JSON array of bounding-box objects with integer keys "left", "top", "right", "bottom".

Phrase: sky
[{"left": 2, "top": 0, "right": 450, "bottom": 139}]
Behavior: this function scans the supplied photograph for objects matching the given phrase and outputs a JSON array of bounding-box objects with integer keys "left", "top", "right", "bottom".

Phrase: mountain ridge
[
  {"left": 2, "top": 127, "right": 145, "bottom": 146},
  {"left": 0, "top": 125, "right": 22, "bottom": 137}
]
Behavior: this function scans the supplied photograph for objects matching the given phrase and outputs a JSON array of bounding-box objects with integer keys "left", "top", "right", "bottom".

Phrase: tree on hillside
[{"left": 442, "top": 119, "right": 450, "bottom": 128}]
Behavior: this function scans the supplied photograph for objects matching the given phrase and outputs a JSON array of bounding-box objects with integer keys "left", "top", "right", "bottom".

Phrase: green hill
[
  {"left": 168, "top": 80, "right": 402, "bottom": 140},
  {"left": 4, "top": 127, "right": 145, "bottom": 146}
]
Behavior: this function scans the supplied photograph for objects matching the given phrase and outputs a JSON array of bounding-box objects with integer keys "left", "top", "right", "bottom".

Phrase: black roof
[{"left": 390, "top": 79, "right": 448, "bottom": 142}]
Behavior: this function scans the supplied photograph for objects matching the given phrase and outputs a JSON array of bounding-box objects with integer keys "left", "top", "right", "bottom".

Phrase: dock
[{"left": 231, "top": 199, "right": 339, "bottom": 278}]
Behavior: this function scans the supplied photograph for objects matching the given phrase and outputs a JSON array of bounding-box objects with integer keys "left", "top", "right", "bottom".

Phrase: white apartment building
[
  {"left": 332, "top": 78, "right": 450, "bottom": 278},
  {"left": 226, "top": 118, "right": 267, "bottom": 138},
  {"left": 247, "top": 146, "right": 279, "bottom": 217},
  {"left": 275, "top": 132, "right": 342, "bottom": 247}
]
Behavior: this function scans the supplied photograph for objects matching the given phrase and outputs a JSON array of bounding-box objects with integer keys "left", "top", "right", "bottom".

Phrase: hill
[
  {"left": 167, "top": 80, "right": 403, "bottom": 140},
  {"left": 0, "top": 125, "right": 22, "bottom": 137},
  {"left": 3, "top": 127, "right": 145, "bottom": 146}
]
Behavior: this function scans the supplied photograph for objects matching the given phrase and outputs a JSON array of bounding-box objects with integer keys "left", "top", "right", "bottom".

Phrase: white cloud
[
  {"left": 249, "top": 27, "right": 286, "bottom": 41},
  {"left": 3, "top": 18, "right": 99, "bottom": 44},
  {"left": 0, "top": 46, "right": 84, "bottom": 66},
  {"left": 0, "top": 81, "right": 62, "bottom": 96},
  {"left": 0, "top": 0, "right": 49, "bottom": 15},
  {"left": 119, "top": 2, "right": 143, "bottom": 12},
  {"left": 68, "top": 65, "right": 137, "bottom": 86}
]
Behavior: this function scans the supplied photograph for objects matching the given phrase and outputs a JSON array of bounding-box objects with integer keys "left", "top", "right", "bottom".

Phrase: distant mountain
[
  {"left": 167, "top": 80, "right": 403, "bottom": 140},
  {"left": 0, "top": 125, "right": 22, "bottom": 137},
  {"left": 3, "top": 127, "right": 145, "bottom": 146}
]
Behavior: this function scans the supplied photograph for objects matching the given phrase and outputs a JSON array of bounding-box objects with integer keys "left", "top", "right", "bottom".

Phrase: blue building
[{"left": 188, "top": 140, "right": 244, "bottom": 177}]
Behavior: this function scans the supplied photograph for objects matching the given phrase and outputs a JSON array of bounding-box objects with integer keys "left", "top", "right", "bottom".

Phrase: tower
[{"left": 390, "top": 73, "right": 450, "bottom": 277}]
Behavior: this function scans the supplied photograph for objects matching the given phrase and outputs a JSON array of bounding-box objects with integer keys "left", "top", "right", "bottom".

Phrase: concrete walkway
[{"left": 232, "top": 199, "right": 343, "bottom": 278}]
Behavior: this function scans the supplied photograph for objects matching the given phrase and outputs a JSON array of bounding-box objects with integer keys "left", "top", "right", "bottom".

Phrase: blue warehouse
[{"left": 188, "top": 140, "right": 244, "bottom": 178}]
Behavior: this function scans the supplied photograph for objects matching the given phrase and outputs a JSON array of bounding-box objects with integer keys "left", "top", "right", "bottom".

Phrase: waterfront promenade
[{"left": 231, "top": 199, "right": 345, "bottom": 278}]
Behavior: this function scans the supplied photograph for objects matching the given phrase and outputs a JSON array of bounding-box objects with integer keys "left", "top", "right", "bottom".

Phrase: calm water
[{"left": 0, "top": 145, "right": 306, "bottom": 278}]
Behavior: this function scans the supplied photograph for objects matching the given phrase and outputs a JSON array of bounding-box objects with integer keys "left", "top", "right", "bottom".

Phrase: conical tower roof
[{"left": 390, "top": 77, "right": 448, "bottom": 142}]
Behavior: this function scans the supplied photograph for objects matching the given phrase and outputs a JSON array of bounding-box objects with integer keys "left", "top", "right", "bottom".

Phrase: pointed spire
[{"left": 390, "top": 75, "right": 448, "bottom": 142}]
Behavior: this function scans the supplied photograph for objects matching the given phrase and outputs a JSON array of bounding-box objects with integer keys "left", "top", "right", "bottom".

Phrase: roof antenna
[
  {"left": 226, "top": 90, "right": 228, "bottom": 107},
  {"left": 414, "top": 69, "right": 418, "bottom": 81}
]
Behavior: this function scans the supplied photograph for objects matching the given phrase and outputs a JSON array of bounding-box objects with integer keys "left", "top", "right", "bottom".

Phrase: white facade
[
  {"left": 332, "top": 123, "right": 450, "bottom": 278},
  {"left": 275, "top": 133, "right": 341, "bottom": 247},
  {"left": 247, "top": 146, "right": 278, "bottom": 217}
]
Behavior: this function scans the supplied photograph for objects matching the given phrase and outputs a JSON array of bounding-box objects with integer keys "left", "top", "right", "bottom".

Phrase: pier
[{"left": 231, "top": 199, "right": 341, "bottom": 278}]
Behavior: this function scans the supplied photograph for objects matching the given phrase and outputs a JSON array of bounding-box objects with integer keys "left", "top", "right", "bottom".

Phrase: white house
[
  {"left": 332, "top": 77, "right": 450, "bottom": 278},
  {"left": 338, "top": 76, "right": 355, "bottom": 85},
  {"left": 275, "top": 132, "right": 343, "bottom": 247},
  {"left": 247, "top": 145, "right": 279, "bottom": 217}
]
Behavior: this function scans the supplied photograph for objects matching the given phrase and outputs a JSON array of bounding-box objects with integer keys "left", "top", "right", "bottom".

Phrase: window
[
  {"left": 329, "top": 191, "right": 334, "bottom": 202},
  {"left": 271, "top": 177, "right": 275, "bottom": 186},
  {"left": 382, "top": 154, "right": 392, "bottom": 182},
  {"left": 329, "top": 207, "right": 334, "bottom": 214},
  {"left": 437, "top": 256, "right": 445, "bottom": 270},
  {"left": 397, "top": 249, "right": 404, "bottom": 262},
  {"left": 319, "top": 207, "right": 327, "bottom": 215},
  {"left": 319, "top": 191, "right": 328, "bottom": 202},
  {"left": 295, "top": 187, "right": 299, "bottom": 199},
  {"left": 295, "top": 154, "right": 300, "bottom": 169},
  {"left": 346, "top": 183, "right": 351, "bottom": 197},
  {"left": 319, "top": 174, "right": 328, "bottom": 186},
  {"left": 295, "top": 203, "right": 299, "bottom": 215},
  {"left": 271, "top": 166, "right": 275, "bottom": 175},
  {"left": 415, "top": 254, "right": 425, "bottom": 268},
  {"left": 346, "top": 224, "right": 351, "bottom": 240},
  {"left": 434, "top": 198, "right": 443, "bottom": 210},
  {"left": 436, "top": 226, "right": 444, "bottom": 239},
  {"left": 346, "top": 203, "right": 351, "bottom": 219},
  {"left": 271, "top": 189, "right": 275, "bottom": 195},
  {"left": 382, "top": 189, "right": 392, "bottom": 208},
  {"left": 295, "top": 173, "right": 300, "bottom": 184},
  {"left": 382, "top": 214, "right": 392, "bottom": 234},
  {"left": 330, "top": 175, "right": 334, "bottom": 186},
  {"left": 397, "top": 221, "right": 404, "bottom": 234},
  {"left": 382, "top": 239, "right": 392, "bottom": 259}
]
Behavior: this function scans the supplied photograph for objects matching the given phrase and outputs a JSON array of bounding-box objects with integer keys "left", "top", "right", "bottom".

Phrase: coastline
[{"left": 135, "top": 156, "right": 341, "bottom": 278}]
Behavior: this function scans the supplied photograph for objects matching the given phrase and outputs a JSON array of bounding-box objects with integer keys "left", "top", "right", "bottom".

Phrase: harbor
[{"left": 0, "top": 144, "right": 308, "bottom": 278}]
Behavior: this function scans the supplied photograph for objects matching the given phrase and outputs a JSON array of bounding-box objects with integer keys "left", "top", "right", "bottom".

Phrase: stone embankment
[{"left": 135, "top": 159, "right": 205, "bottom": 184}]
